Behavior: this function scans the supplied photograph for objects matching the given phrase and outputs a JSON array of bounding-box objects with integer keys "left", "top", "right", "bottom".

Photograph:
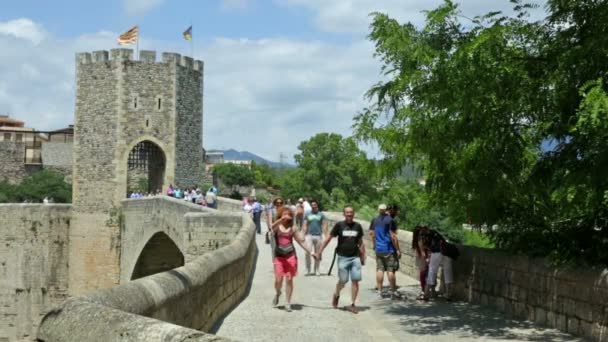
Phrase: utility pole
[{"left": 279, "top": 152, "right": 287, "bottom": 168}]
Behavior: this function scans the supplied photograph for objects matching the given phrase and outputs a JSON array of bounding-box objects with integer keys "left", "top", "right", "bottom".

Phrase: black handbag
[{"left": 275, "top": 244, "right": 295, "bottom": 257}]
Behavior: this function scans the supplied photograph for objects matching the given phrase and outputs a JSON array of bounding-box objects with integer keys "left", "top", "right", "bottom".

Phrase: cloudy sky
[{"left": 0, "top": 0, "right": 546, "bottom": 163}]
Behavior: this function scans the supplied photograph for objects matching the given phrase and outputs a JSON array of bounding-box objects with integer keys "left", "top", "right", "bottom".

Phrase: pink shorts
[{"left": 274, "top": 254, "right": 298, "bottom": 277}]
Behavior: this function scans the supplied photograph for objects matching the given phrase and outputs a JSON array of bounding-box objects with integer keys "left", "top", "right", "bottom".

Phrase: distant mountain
[{"left": 219, "top": 149, "right": 291, "bottom": 168}]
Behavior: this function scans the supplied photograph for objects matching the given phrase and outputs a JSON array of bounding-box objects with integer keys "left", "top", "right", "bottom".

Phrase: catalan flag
[
  {"left": 117, "top": 25, "right": 138, "bottom": 45},
  {"left": 183, "top": 26, "right": 192, "bottom": 41}
]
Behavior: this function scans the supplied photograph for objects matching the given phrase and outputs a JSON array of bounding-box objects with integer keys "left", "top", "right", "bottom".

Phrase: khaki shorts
[{"left": 376, "top": 252, "right": 399, "bottom": 272}]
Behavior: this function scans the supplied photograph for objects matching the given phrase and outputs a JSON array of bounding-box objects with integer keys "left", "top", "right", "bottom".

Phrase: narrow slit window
[
  {"left": 157, "top": 98, "right": 161, "bottom": 110},
  {"left": 146, "top": 119, "right": 149, "bottom": 127},
  {"left": 134, "top": 97, "right": 138, "bottom": 109}
]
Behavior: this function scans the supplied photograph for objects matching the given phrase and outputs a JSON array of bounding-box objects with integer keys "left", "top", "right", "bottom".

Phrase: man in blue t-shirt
[{"left": 369, "top": 204, "right": 401, "bottom": 299}]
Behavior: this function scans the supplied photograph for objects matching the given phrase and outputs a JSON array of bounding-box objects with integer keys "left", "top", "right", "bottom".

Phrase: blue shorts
[{"left": 337, "top": 256, "right": 362, "bottom": 283}]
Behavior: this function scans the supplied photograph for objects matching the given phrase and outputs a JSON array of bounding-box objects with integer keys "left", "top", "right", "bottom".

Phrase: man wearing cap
[{"left": 369, "top": 204, "right": 401, "bottom": 299}]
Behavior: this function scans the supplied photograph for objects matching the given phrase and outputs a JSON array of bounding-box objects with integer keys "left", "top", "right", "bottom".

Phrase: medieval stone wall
[
  {"left": 174, "top": 57, "right": 204, "bottom": 188},
  {"left": 0, "top": 141, "right": 26, "bottom": 184},
  {"left": 41, "top": 142, "right": 73, "bottom": 183},
  {"left": 0, "top": 204, "right": 71, "bottom": 341}
]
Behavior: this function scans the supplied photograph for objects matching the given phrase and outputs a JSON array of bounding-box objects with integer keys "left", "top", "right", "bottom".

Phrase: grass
[{"left": 462, "top": 229, "right": 495, "bottom": 248}]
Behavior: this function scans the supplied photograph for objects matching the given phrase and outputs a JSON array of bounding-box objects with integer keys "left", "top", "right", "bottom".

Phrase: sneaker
[
  {"left": 272, "top": 291, "right": 281, "bottom": 307},
  {"left": 315, "top": 271, "right": 321, "bottom": 276},
  {"left": 285, "top": 304, "right": 292, "bottom": 312},
  {"left": 332, "top": 294, "right": 340, "bottom": 308}
]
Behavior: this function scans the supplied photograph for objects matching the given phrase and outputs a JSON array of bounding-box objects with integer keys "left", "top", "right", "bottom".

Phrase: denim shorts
[{"left": 337, "top": 256, "right": 362, "bottom": 283}]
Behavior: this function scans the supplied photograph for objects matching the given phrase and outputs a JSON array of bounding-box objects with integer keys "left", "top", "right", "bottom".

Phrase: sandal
[
  {"left": 332, "top": 294, "right": 340, "bottom": 308},
  {"left": 347, "top": 304, "right": 359, "bottom": 314},
  {"left": 417, "top": 294, "right": 429, "bottom": 302}
]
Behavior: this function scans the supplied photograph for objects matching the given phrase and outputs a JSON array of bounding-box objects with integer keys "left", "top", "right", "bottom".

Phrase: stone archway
[
  {"left": 131, "top": 232, "right": 185, "bottom": 280},
  {"left": 126, "top": 140, "right": 166, "bottom": 196}
]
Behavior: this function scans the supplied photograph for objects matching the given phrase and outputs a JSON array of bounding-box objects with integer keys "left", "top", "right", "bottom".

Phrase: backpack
[{"left": 440, "top": 240, "right": 460, "bottom": 260}]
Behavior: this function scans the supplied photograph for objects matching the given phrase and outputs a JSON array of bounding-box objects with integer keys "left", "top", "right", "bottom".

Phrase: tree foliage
[
  {"left": 251, "top": 161, "right": 278, "bottom": 187},
  {"left": 279, "top": 133, "right": 377, "bottom": 205},
  {"left": 213, "top": 163, "right": 255, "bottom": 189},
  {"left": 354, "top": 0, "right": 608, "bottom": 264},
  {"left": 0, "top": 170, "right": 72, "bottom": 203}
]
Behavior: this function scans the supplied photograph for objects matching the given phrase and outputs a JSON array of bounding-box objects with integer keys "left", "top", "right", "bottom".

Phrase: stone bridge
[{"left": 1, "top": 198, "right": 598, "bottom": 341}]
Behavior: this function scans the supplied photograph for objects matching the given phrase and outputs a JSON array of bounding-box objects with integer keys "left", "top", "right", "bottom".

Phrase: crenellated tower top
[{"left": 75, "top": 48, "right": 204, "bottom": 72}]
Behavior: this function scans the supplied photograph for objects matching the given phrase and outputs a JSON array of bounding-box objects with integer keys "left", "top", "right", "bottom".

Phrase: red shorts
[{"left": 274, "top": 254, "right": 298, "bottom": 277}]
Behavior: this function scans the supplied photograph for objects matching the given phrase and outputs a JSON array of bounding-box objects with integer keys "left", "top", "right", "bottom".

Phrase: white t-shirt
[
  {"left": 303, "top": 201, "right": 312, "bottom": 216},
  {"left": 205, "top": 191, "right": 216, "bottom": 204}
]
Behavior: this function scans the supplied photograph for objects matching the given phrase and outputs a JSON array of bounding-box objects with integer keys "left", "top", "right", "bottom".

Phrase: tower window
[
  {"left": 146, "top": 119, "right": 149, "bottom": 127},
  {"left": 157, "top": 98, "right": 161, "bottom": 110},
  {"left": 134, "top": 97, "right": 138, "bottom": 109}
]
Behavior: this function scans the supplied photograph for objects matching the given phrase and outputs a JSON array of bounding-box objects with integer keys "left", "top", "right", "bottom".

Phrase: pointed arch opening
[{"left": 131, "top": 232, "right": 184, "bottom": 280}]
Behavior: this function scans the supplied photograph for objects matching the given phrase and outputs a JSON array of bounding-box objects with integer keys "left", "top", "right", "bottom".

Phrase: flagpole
[
  {"left": 190, "top": 20, "right": 194, "bottom": 58},
  {"left": 136, "top": 24, "right": 140, "bottom": 58}
]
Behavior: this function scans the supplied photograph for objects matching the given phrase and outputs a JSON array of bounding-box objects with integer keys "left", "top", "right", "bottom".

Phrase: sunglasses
[{"left": 276, "top": 202, "right": 283, "bottom": 205}]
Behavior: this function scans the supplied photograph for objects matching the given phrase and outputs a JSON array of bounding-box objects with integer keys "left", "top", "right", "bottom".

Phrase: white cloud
[
  {"left": 201, "top": 37, "right": 379, "bottom": 161},
  {"left": 0, "top": 18, "right": 118, "bottom": 131},
  {"left": 220, "top": 0, "right": 249, "bottom": 11},
  {"left": 124, "top": 0, "right": 165, "bottom": 15},
  {"left": 277, "top": 0, "right": 547, "bottom": 33},
  {"left": 0, "top": 18, "right": 380, "bottom": 163},
  {"left": 0, "top": 18, "right": 46, "bottom": 44}
]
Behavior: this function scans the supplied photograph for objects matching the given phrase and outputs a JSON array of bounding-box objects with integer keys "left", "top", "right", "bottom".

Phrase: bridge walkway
[{"left": 214, "top": 232, "right": 579, "bottom": 342}]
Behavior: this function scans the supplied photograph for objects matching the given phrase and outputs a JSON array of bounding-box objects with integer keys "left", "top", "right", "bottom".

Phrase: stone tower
[{"left": 69, "top": 49, "right": 204, "bottom": 295}]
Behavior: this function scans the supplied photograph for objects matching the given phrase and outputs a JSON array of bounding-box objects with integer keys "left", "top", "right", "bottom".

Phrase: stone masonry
[
  {"left": 69, "top": 49, "right": 204, "bottom": 295},
  {"left": 0, "top": 141, "right": 26, "bottom": 184}
]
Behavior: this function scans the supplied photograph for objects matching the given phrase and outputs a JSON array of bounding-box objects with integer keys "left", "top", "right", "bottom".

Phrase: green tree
[
  {"left": 213, "top": 163, "right": 255, "bottom": 190},
  {"left": 354, "top": 0, "right": 608, "bottom": 264},
  {"left": 284, "top": 133, "right": 377, "bottom": 205},
  {"left": 18, "top": 169, "right": 72, "bottom": 203},
  {"left": 0, "top": 180, "right": 18, "bottom": 203},
  {"left": 251, "top": 161, "right": 278, "bottom": 187}
]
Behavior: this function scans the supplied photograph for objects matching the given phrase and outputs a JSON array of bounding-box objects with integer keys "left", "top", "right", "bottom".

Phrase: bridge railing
[{"left": 37, "top": 202, "right": 256, "bottom": 341}]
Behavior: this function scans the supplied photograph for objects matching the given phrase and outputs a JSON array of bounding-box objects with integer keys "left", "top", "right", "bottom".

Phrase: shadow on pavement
[{"left": 380, "top": 295, "right": 580, "bottom": 341}]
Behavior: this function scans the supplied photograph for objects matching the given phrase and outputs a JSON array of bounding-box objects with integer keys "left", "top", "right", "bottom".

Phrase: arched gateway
[
  {"left": 68, "top": 48, "right": 204, "bottom": 295},
  {"left": 127, "top": 140, "right": 166, "bottom": 195}
]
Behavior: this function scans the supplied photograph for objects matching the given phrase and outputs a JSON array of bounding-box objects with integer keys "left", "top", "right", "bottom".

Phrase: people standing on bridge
[
  {"left": 294, "top": 198, "right": 305, "bottom": 231},
  {"left": 270, "top": 208, "right": 316, "bottom": 312},
  {"left": 318, "top": 205, "right": 365, "bottom": 313},
  {"left": 412, "top": 224, "right": 429, "bottom": 299},
  {"left": 302, "top": 199, "right": 327, "bottom": 276},
  {"left": 266, "top": 197, "right": 285, "bottom": 255},
  {"left": 251, "top": 197, "right": 263, "bottom": 234},
  {"left": 369, "top": 204, "right": 401, "bottom": 300},
  {"left": 205, "top": 187, "right": 217, "bottom": 209},
  {"left": 420, "top": 227, "right": 454, "bottom": 301}
]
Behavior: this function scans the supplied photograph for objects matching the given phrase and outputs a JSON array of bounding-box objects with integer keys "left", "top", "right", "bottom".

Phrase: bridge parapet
[{"left": 37, "top": 199, "right": 256, "bottom": 341}]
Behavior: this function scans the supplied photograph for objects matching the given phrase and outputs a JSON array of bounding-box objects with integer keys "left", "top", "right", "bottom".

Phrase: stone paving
[{"left": 214, "top": 230, "right": 580, "bottom": 342}]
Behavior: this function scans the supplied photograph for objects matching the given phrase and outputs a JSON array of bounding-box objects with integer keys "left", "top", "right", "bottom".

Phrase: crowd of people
[
  {"left": 127, "top": 184, "right": 219, "bottom": 209},
  {"left": 255, "top": 196, "right": 458, "bottom": 313}
]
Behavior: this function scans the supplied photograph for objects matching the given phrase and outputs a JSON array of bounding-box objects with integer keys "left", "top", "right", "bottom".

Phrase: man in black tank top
[{"left": 318, "top": 205, "right": 365, "bottom": 313}]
